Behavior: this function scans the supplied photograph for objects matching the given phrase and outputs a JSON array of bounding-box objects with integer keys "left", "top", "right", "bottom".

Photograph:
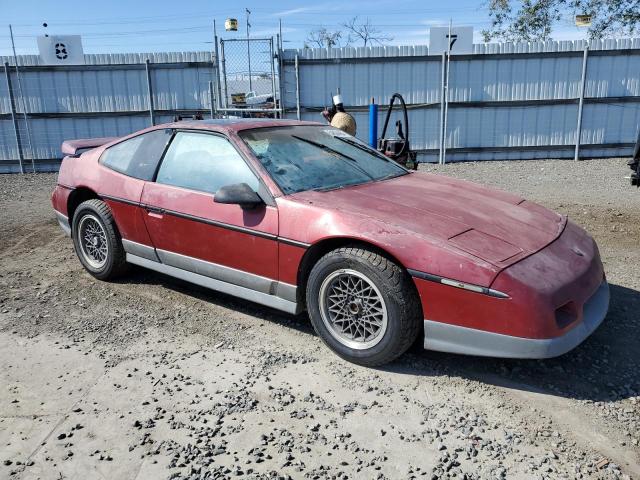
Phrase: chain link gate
[{"left": 217, "top": 38, "right": 279, "bottom": 118}]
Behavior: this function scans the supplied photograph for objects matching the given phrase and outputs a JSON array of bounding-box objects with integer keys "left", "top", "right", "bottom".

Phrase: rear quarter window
[{"left": 100, "top": 129, "right": 172, "bottom": 181}]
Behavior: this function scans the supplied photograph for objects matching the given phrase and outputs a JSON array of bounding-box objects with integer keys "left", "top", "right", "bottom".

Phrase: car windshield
[{"left": 239, "top": 125, "right": 408, "bottom": 194}]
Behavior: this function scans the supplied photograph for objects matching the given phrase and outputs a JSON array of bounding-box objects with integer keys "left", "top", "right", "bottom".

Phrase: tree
[
  {"left": 341, "top": 17, "right": 394, "bottom": 46},
  {"left": 482, "top": 0, "right": 640, "bottom": 42},
  {"left": 304, "top": 28, "right": 345, "bottom": 48}
]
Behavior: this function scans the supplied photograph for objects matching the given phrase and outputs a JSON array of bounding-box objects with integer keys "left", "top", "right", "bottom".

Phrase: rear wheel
[
  {"left": 72, "top": 199, "right": 128, "bottom": 280},
  {"left": 306, "top": 247, "right": 422, "bottom": 366}
]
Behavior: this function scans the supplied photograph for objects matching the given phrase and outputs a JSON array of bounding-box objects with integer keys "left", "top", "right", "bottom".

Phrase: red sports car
[{"left": 51, "top": 120, "right": 609, "bottom": 366}]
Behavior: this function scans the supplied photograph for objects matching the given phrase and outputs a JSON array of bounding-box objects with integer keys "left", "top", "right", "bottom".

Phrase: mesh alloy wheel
[
  {"left": 77, "top": 213, "right": 109, "bottom": 269},
  {"left": 307, "top": 247, "right": 422, "bottom": 366},
  {"left": 318, "top": 268, "right": 388, "bottom": 350}
]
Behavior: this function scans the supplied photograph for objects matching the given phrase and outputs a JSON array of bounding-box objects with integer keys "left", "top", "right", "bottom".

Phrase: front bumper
[{"left": 423, "top": 280, "right": 610, "bottom": 358}]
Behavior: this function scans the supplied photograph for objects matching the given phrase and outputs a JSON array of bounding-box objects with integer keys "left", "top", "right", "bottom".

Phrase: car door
[{"left": 140, "top": 130, "right": 280, "bottom": 293}]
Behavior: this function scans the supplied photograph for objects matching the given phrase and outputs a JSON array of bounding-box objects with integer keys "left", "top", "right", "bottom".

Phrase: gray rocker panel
[
  {"left": 126, "top": 254, "right": 301, "bottom": 314},
  {"left": 122, "top": 238, "right": 301, "bottom": 315},
  {"left": 122, "top": 239, "right": 160, "bottom": 262},
  {"left": 54, "top": 210, "right": 71, "bottom": 237}
]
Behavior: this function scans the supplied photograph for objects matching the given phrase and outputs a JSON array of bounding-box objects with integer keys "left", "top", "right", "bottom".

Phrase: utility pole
[{"left": 246, "top": 8, "right": 252, "bottom": 92}]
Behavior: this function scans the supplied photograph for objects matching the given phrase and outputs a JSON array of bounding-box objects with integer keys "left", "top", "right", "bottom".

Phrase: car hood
[{"left": 290, "top": 172, "right": 566, "bottom": 268}]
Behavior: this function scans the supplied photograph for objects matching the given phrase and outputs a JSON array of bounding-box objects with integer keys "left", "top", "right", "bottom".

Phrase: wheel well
[
  {"left": 67, "top": 187, "right": 99, "bottom": 227},
  {"left": 296, "top": 238, "right": 408, "bottom": 306}
]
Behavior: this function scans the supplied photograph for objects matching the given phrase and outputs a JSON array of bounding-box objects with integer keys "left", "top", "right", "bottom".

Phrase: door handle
[{"left": 145, "top": 206, "right": 164, "bottom": 218}]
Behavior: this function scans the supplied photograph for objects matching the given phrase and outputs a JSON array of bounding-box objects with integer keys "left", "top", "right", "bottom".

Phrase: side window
[
  {"left": 155, "top": 132, "right": 259, "bottom": 194},
  {"left": 100, "top": 129, "right": 172, "bottom": 181}
]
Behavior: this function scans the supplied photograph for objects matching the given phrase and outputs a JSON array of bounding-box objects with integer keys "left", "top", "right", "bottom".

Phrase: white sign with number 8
[{"left": 37, "top": 35, "right": 85, "bottom": 65}]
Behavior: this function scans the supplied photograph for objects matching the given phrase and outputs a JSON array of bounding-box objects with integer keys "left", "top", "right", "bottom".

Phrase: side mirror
[{"left": 214, "top": 183, "right": 263, "bottom": 210}]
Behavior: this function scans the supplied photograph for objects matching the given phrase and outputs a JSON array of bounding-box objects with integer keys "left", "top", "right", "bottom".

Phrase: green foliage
[{"left": 482, "top": 0, "right": 640, "bottom": 41}]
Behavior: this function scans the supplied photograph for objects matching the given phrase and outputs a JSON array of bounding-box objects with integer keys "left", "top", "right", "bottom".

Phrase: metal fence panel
[
  {"left": 284, "top": 38, "right": 640, "bottom": 163},
  {"left": 448, "top": 56, "right": 584, "bottom": 101},
  {"left": 151, "top": 65, "right": 214, "bottom": 111},
  {"left": 0, "top": 119, "right": 18, "bottom": 161},
  {"left": 1, "top": 39, "right": 640, "bottom": 172},
  {"left": 0, "top": 65, "right": 216, "bottom": 114},
  {"left": 0, "top": 53, "right": 218, "bottom": 171},
  {"left": 585, "top": 54, "right": 640, "bottom": 97},
  {"left": 580, "top": 102, "right": 640, "bottom": 144}
]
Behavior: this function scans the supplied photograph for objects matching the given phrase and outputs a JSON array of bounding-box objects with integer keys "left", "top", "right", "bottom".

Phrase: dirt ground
[{"left": 0, "top": 157, "right": 639, "bottom": 480}]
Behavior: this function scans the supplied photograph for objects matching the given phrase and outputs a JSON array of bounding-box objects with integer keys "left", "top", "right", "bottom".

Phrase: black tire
[
  {"left": 72, "top": 199, "right": 128, "bottom": 281},
  {"left": 306, "top": 247, "right": 422, "bottom": 367}
]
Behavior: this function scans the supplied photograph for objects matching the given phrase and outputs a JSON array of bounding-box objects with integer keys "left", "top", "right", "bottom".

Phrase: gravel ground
[{"left": 0, "top": 157, "right": 639, "bottom": 480}]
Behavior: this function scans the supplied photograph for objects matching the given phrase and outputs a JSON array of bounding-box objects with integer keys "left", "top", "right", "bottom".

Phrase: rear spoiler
[{"left": 61, "top": 137, "right": 119, "bottom": 156}]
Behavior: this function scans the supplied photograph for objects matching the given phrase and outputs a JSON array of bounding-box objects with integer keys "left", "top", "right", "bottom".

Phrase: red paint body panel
[
  {"left": 489, "top": 219, "right": 604, "bottom": 336},
  {"left": 418, "top": 222, "right": 604, "bottom": 339},
  {"left": 57, "top": 149, "right": 154, "bottom": 246},
  {"left": 51, "top": 184, "right": 72, "bottom": 216},
  {"left": 285, "top": 172, "right": 565, "bottom": 274},
  {"left": 52, "top": 120, "right": 606, "bottom": 346},
  {"left": 278, "top": 242, "right": 307, "bottom": 285},
  {"left": 104, "top": 200, "right": 154, "bottom": 247},
  {"left": 140, "top": 182, "right": 279, "bottom": 279},
  {"left": 276, "top": 194, "right": 500, "bottom": 287}
]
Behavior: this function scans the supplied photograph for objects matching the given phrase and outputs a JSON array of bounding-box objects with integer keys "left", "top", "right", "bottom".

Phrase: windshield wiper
[
  {"left": 375, "top": 171, "right": 407, "bottom": 182},
  {"left": 312, "top": 185, "right": 345, "bottom": 192},
  {"left": 333, "top": 136, "right": 377, "bottom": 155},
  {"left": 312, "top": 179, "right": 370, "bottom": 192},
  {"left": 291, "top": 135, "right": 375, "bottom": 181},
  {"left": 334, "top": 136, "right": 407, "bottom": 166},
  {"left": 292, "top": 135, "right": 357, "bottom": 161}
]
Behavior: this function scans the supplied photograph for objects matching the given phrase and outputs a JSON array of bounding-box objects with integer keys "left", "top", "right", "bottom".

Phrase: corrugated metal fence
[
  {"left": 1, "top": 38, "right": 640, "bottom": 172},
  {"left": 282, "top": 38, "right": 640, "bottom": 162},
  {"left": 1, "top": 52, "right": 216, "bottom": 172}
]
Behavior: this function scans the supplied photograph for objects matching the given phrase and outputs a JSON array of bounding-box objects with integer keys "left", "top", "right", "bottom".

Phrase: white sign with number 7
[{"left": 429, "top": 26, "right": 473, "bottom": 55}]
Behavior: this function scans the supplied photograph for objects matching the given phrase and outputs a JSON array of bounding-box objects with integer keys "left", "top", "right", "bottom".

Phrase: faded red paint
[
  {"left": 52, "top": 120, "right": 606, "bottom": 341},
  {"left": 140, "top": 181, "right": 279, "bottom": 279},
  {"left": 51, "top": 183, "right": 72, "bottom": 216}
]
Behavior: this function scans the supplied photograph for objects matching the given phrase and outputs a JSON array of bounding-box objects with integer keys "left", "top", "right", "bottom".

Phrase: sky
[{"left": 0, "top": 0, "right": 590, "bottom": 56}]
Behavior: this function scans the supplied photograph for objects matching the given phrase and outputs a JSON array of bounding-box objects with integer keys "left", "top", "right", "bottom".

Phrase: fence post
[
  {"left": 213, "top": 20, "right": 223, "bottom": 113},
  {"left": 438, "top": 52, "right": 446, "bottom": 164},
  {"left": 269, "top": 38, "right": 277, "bottom": 118},
  {"left": 294, "top": 54, "right": 301, "bottom": 121},
  {"left": 9, "top": 25, "right": 35, "bottom": 172},
  {"left": 4, "top": 62, "right": 24, "bottom": 174},
  {"left": 145, "top": 59, "right": 155, "bottom": 126},
  {"left": 276, "top": 33, "right": 284, "bottom": 118},
  {"left": 442, "top": 47, "right": 452, "bottom": 165},
  {"left": 574, "top": 46, "right": 589, "bottom": 161},
  {"left": 208, "top": 81, "right": 215, "bottom": 119},
  {"left": 220, "top": 40, "right": 229, "bottom": 109}
]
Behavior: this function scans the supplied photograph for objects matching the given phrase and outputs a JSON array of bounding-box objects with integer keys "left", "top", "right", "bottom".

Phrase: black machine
[
  {"left": 377, "top": 93, "right": 417, "bottom": 170},
  {"left": 628, "top": 128, "right": 640, "bottom": 187}
]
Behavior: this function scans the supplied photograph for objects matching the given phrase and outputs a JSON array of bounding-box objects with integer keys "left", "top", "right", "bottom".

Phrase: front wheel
[
  {"left": 306, "top": 247, "right": 422, "bottom": 366},
  {"left": 72, "top": 199, "right": 128, "bottom": 280}
]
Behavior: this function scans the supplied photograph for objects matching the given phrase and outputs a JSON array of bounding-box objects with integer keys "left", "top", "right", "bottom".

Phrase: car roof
[{"left": 163, "top": 118, "right": 322, "bottom": 133}]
